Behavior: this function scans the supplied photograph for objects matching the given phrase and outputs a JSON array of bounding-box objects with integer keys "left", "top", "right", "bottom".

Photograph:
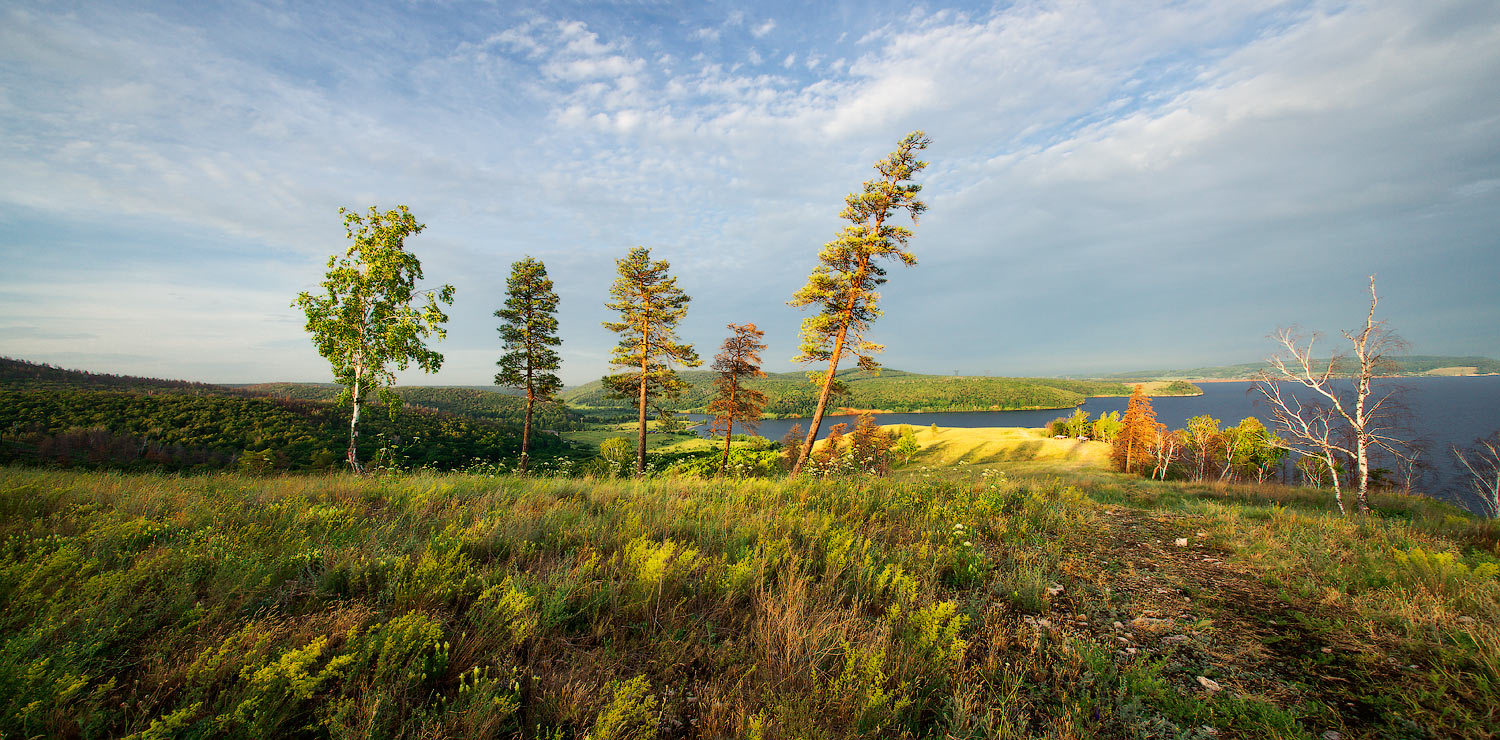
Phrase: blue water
[{"left": 688, "top": 376, "right": 1500, "bottom": 512}]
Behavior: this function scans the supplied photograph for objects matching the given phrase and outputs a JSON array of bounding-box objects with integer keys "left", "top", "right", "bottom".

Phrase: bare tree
[
  {"left": 1257, "top": 276, "right": 1409, "bottom": 514},
  {"left": 1149, "top": 423, "right": 1180, "bottom": 481},
  {"left": 1453, "top": 433, "right": 1500, "bottom": 518}
]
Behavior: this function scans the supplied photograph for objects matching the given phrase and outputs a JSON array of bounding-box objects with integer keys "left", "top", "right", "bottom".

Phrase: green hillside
[
  {"left": 243, "top": 383, "right": 583, "bottom": 432},
  {"left": 0, "top": 358, "right": 567, "bottom": 472},
  {"left": 1104, "top": 355, "right": 1500, "bottom": 381},
  {"left": 563, "top": 368, "right": 1199, "bottom": 416}
]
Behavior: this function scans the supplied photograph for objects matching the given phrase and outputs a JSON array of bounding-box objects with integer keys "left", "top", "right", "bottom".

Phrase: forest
[
  {"left": 563, "top": 367, "right": 1200, "bottom": 416},
  {"left": 0, "top": 359, "right": 570, "bottom": 472}
]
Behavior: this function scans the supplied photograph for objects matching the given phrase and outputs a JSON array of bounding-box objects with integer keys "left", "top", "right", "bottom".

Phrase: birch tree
[
  {"left": 707, "top": 323, "right": 768, "bottom": 476},
  {"left": 1453, "top": 433, "right": 1500, "bottom": 518},
  {"left": 788, "top": 131, "right": 930, "bottom": 476},
  {"left": 494, "top": 257, "right": 563, "bottom": 476},
  {"left": 602, "top": 247, "right": 700, "bottom": 476},
  {"left": 1257, "top": 276, "right": 1408, "bottom": 514},
  {"left": 294, "top": 205, "right": 454, "bottom": 473}
]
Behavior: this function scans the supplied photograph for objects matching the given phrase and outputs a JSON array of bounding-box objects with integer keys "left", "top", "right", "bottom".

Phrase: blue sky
[{"left": 1, "top": 0, "right": 1497, "bottom": 385}]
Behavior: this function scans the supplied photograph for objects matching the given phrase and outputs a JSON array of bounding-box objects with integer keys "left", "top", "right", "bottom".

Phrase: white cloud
[
  {"left": 2, "top": 1, "right": 1497, "bottom": 383},
  {"left": 751, "top": 19, "right": 776, "bottom": 38}
]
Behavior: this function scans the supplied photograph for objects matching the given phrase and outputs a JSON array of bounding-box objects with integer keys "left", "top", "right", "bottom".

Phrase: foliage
[
  {"left": 562, "top": 367, "right": 1180, "bottom": 417},
  {"left": 601, "top": 247, "right": 701, "bottom": 475},
  {"left": 788, "top": 131, "right": 930, "bottom": 475},
  {"left": 0, "top": 385, "right": 560, "bottom": 472},
  {"left": 292, "top": 205, "right": 455, "bottom": 471},
  {"left": 1113, "top": 385, "right": 1158, "bottom": 475},
  {"left": 707, "top": 323, "right": 769, "bottom": 475},
  {"left": 597, "top": 437, "right": 635, "bottom": 477},
  {"left": 495, "top": 257, "right": 564, "bottom": 474},
  {"left": 1092, "top": 411, "right": 1123, "bottom": 443},
  {"left": 892, "top": 426, "right": 920, "bottom": 465},
  {"left": 1, "top": 465, "right": 1496, "bottom": 738},
  {"left": 848, "top": 412, "right": 895, "bottom": 476},
  {"left": 245, "top": 383, "right": 583, "bottom": 432}
]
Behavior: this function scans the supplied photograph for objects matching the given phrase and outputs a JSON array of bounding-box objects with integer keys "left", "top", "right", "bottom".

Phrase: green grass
[{"left": 2, "top": 460, "right": 1496, "bottom": 738}]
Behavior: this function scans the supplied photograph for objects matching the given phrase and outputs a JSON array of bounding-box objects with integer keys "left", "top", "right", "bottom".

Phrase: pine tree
[
  {"left": 707, "top": 323, "right": 769, "bottom": 476},
  {"left": 1113, "top": 384, "right": 1158, "bottom": 475},
  {"left": 494, "top": 257, "right": 562, "bottom": 475},
  {"left": 601, "top": 247, "right": 701, "bottom": 476},
  {"left": 789, "top": 131, "right": 930, "bottom": 476}
]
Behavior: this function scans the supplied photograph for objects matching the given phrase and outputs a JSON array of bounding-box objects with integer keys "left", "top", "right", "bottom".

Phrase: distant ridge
[
  {"left": 1095, "top": 355, "right": 1500, "bottom": 381},
  {"left": 561, "top": 367, "right": 1200, "bottom": 416}
]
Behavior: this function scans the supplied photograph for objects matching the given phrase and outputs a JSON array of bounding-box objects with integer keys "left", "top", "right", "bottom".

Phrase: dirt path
[{"left": 1056, "top": 505, "right": 1406, "bottom": 738}]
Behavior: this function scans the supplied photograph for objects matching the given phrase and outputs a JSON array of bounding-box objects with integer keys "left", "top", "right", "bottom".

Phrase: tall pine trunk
[
  {"left": 792, "top": 337, "right": 846, "bottom": 476},
  {"left": 719, "top": 383, "right": 737, "bottom": 476},
  {"left": 520, "top": 386, "right": 533, "bottom": 475},
  {"left": 791, "top": 255, "right": 873, "bottom": 477},
  {"left": 637, "top": 322, "right": 649, "bottom": 476}
]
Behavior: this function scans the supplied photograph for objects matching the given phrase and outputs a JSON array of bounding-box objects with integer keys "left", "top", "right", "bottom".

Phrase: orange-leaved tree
[
  {"left": 1112, "top": 385, "right": 1158, "bottom": 475},
  {"left": 707, "top": 323, "right": 769, "bottom": 475}
]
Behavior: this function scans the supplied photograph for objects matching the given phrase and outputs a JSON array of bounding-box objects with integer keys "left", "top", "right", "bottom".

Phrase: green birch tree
[
  {"left": 494, "top": 257, "right": 563, "bottom": 476},
  {"left": 293, "top": 205, "right": 454, "bottom": 473},
  {"left": 788, "top": 131, "right": 930, "bottom": 476},
  {"left": 602, "top": 247, "right": 701, "bottom": 476}
]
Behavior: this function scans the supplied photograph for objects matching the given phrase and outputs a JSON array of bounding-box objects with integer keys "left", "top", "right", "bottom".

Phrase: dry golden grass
[{"left": 887, "top": 425, "right": 1113, "bottom": 473}]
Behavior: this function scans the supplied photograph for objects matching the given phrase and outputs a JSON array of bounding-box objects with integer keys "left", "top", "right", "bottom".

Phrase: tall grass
[{"left": 1, "top": 466, "right": 1495, "bottom": 738}]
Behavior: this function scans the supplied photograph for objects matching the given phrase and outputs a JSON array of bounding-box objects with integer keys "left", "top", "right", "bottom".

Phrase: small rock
[
  {"left": 1196, "top": 676, "right": 1222, "bottom": 692},
  {"left": 1125, "top": 647, "right": 1138, "bottom": 655},
  {"left": 1112, "top": 620, "right": 1124, "bottom": 630},
  {"left": 1175, "top": 538, "right": 1189, "bottom": 547},
  {"left": 1163, "top": 635, "right": 1190, "bottom": 645},
  {"left": 1458, "top": 616, "right": 1476, "bottom": 624},
  {"left": 1321, "top": 647, "right": 1332, "bottom": 654},
  {"left": 1047, "top": 584, "right": 1064, "bottom": 596},
  {"left": 1322, "top": 732, "right": 1343, "bottom": 740},
  {"left": 1036, "top": 618, "right": 1051, "bottom": 628},
  {"left": 1196, "top": 531, "right": 1206, "bottom": 537}
]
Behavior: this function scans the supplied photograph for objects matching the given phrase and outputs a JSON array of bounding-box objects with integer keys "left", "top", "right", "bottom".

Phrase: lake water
[{"left": 687, "top": 375, "right": 1500, "bottom": 512}]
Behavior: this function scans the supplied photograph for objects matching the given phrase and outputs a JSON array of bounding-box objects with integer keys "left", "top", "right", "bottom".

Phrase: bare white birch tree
[
  {"left": 1453, "top": 433, "right": 1500, "bottom": 518},
  {"left": 1256, "top": 276, "right": 1409, "bottom": 514}
]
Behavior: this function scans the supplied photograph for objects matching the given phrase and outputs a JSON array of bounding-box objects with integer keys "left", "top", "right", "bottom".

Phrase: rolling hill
[
  {"left": 562, "top": 367, "right": 1199, "bottom": 416},
  {"left": 1101, "top": 354, "right": 1500, "bottom": 381}
]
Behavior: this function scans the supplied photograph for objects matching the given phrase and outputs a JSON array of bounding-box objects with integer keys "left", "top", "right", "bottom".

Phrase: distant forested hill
[
  {"left": 241, "top": 383, "right": 580, "bottom": 431},
  {"left": 0, "top": 358, "right": 567, "bottom": 471},
  {"left": 561, "top": 368, "right": 1199, "bottom": 416},
  {"left": 1102, "top": 355, "right": 1500, "bottom": 381}
]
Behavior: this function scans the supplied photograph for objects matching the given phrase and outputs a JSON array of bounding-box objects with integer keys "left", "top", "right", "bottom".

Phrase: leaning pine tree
[
  {"left": 788, "top": 131, "right": 930, "bottom": 476},
  {"left": 707, "top": 323, "right": 769, "bottom": 476},
  {"left": 293, "top": 205, "right": 454, "bottom": 473},
  {"left": 602, "top": 247, "right": 701, "bottom": 476},
  {"left": 494, "top": 257, "right": 563, "bottom": 475}
]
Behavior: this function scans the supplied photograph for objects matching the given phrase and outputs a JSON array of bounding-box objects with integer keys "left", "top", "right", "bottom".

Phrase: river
[{"left": 687, "top": 375, "right": 1500, "bottom": 513}]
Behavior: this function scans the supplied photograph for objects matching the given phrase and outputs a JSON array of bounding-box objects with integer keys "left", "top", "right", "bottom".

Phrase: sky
[{"left": 1, "top": 0, "right": 1497, "bottom": 386}]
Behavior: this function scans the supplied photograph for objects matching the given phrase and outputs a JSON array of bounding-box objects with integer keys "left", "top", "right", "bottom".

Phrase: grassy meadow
[{"left": 3, "top": 432, "right": 1498, "bottom": 739}]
